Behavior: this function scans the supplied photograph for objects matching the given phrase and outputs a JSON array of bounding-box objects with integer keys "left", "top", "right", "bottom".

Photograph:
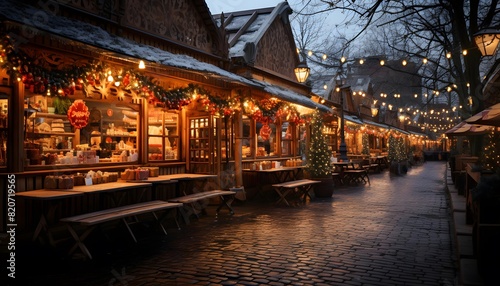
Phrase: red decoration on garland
[
  {"left": 259, "top": 124, "right": 272, "bottom": 141},
  {"left": 67, "top": 99, "right": 90, "bottom": 129}
]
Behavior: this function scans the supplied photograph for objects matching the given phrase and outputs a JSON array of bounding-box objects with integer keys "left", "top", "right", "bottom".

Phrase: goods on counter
[
  {"left": 120, "top": 168, "right": 149, "bottom": 180},
  {"left": 104, "top": 172, "right": 119, "bottom": 182},
  {"left": 73, "top": 173, "right": 85, "bottom": 186},
  {"left": 120, "top": 169, "right": 136, "bottom": 180},
  {"left": 145, "top": 167, "right": 159, "bottom": 177},
  {"left": 58, "top": 175, "right": 74, "bottom": 189},
  {"left": 136, "top": 168, "right": 149, "bottom": 180},
  {"left": 44, "top": 175, "right": 58, "bottom": 189},
  {"left": 44, "top": 175, "right": 74, "bottom": 189},
  {"left": 251, "top": 161, "right": 273, "bottom": 170},
  {"left": 285, "top": 159, "right": 303, "bottom": 167}
]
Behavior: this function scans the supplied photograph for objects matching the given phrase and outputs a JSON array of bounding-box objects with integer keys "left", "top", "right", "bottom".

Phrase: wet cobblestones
[{"left": 14, "top": 162, "right": 457, "bottom": 285}]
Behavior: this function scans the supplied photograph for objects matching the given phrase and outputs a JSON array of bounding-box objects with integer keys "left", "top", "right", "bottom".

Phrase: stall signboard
[{"left": 67, "top": 99, "right": 90, "bottom": 129}]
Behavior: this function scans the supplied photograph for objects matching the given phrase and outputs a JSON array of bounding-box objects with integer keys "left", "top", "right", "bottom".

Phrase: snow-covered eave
[
  {"left": 344, "top": 114, "right": 364, "bottom": 125},
  {"left": 253, "top": 79, "right": 332, "bottom": 113},
  {"left": 0, "top": 1, "right": 258, "bottom": 86}
]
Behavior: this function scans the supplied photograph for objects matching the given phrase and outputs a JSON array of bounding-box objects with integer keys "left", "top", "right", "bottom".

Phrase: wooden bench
[
  {"left": 344, "top": 168, "right": 371, "bottom": 185},
  {"left": 168, "top": 190, "right": 237, "bottom": 223},
  {"left": 363, "top": 163, "right": 380, "bottom": 173},
  {"left": 271, "top": 179, "right": 320, "bottom": 206},
  {"left": 61, "top": 200, "right": 182, "bottom": 259}
]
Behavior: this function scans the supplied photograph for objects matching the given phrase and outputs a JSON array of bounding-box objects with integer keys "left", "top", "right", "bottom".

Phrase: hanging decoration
[
  {"left": 67, "top": 99, "right": 90, "bottom": 129},
  {"left": 0, "top": 33, "right": 304, "bottom": 121}
]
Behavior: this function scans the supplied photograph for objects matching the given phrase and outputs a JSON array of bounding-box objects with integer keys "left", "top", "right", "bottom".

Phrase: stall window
[
  {"left": 281, "top": 122, "right": 293, "bottom": 156},
  {"left": 24, "top": 97, "right": 139, "bottom": 166},
  {"left": 242, "top": 116, "right": 252, "bottom": 158},
  {"left": 221, "top": 116, "right": 234, "bottom": 160},
  {"left": 0, "top": 97, "right": 8, "bottom": 167},
  {"left": 147, "top": 106, "right": 179, "bottom": 161},
  {"left": 256, "top": 121, "right": 276, "bottom": 157},
  {"left": 298, "top": 124, "right": 307, "bottom": 158}
]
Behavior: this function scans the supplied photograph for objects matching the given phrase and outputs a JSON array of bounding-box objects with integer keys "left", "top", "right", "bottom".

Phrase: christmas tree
[
  {"left": 362, "top": 133, "right": 370, "bottom": 155},
  {"left": 307, "top": 110, "right": 331, "bottom": 178},
  {"left": 388, "top": 135, "right": 396, "bottom": 162},
  {"left": 482, "top": 130, "right": 500, "bottom": 172},
  {"left": 388, "top": 134, "right": 406, "bottom": 162}
]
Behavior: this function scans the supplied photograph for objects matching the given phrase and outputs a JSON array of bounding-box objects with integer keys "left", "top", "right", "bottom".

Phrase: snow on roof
[
  {"left": 254, "top": 79, "right": 332, "bottom": 113},
  {"left": 229, "top": 14, "right": 271, "bottom": 57},
  {"left": 0, "top": 1, "right": 330, "bottom": 113},
  {"left": 217, "top": 2, "right": 290, "bottom": 59},
  {"left": 0, "top": 0, "right": 255, "bottom": 86}
]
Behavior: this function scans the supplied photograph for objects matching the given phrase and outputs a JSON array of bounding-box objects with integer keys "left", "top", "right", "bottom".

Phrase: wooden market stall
[{"left": 0, "top": 0, "right": 331, "bottom": 233}]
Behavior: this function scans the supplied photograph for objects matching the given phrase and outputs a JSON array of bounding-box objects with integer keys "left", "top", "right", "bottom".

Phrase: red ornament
[{"left": 67, "top": 99, "right": 90, "bottom": 129}]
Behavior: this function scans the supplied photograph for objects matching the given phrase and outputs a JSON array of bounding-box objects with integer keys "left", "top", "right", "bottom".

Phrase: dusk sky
[{"left": 205, "top": 0, "right": 286, "bottom": 14}]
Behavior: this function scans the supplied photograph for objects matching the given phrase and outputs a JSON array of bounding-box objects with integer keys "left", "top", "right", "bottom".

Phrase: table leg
[
  {"left": 274, "top": 187, "right": 291, "bottom": 206},
  {"left": 66, "top": 224, "right": 95, "bottom": 260},
  {"left": 216, "top": 194, "right": 235, "bottom": 215},
  {"left": 33, "top": 202, "right": 58, "bottom": 246}
]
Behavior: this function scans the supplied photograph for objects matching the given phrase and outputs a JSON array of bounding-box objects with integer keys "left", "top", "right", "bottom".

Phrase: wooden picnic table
[{"left": 16, "top": 190, "right": 84, "bottom": 245}]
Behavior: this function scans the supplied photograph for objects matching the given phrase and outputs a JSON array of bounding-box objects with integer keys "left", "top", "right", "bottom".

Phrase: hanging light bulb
[
  {"left": 138, "top": 60, "right": 146, "bottom": 69},
  {"left": 380, "top": 59, "right": 385, "bottom": 66},
  {"left": 423, "top": 58, "right": 428, "bottom": 64},
  {"left": 446, "top": 52, "right": 452, "bottom": 58},
  {"left": 402, "top": 59, "right": 407, "bottom": 66},
  {"left": 359, "top": 59, "right": 364, "bottom": 64},
  {"left": 341, "top": 56, "right": 346, "bottom": 63}
]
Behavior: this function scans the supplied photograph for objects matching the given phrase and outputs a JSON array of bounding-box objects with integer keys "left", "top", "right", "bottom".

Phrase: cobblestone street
[{"left": 15, "top": 161, "right": 457, "bottom": 285}]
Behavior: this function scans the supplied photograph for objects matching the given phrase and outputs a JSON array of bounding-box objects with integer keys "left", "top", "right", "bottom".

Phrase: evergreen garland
[
  {"left": 0, "top": 33, "right": 299, "bottom": 120},
  {"left": 307, "top": 110, "right": 331, "bottom": 178}
]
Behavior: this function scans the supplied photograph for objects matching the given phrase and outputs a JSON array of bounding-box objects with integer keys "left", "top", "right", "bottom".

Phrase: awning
[
  {"left": 363, "top": 119, "right": 389, "bottom": 129},
  {"left": 407, "top": 130, "right": 429, "bottom": 138},
  {"left": 445, "top": 121, "right": 492, "bottom": 136},
  {"left": 252, "top": 80, "right": 332, "bottom": 113},
  {"left": 0, "top": 1, "right": 255, "bottom": 86},
  {"left": 465, "top": 103, "right": 500, "bottom": 126},
  {"left": 344, "top": 114, "right": 364, "bottom": 125},
  {"left": 0, "top": 0, "right": 332, "bottom": 114}
]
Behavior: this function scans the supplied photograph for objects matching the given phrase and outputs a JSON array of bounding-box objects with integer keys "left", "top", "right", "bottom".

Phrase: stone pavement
[{"left": 12, "top": 161, "right": 460, "bottom": 286}]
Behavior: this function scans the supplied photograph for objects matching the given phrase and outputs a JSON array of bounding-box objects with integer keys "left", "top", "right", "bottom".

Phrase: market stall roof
[
  {"left": 363, "top": 119, "right": 389, "bottom": 129},
  {"left": 0, "top": 0, "right": 331, "bottom": 114},
  {"left": 445, "top": 121, "right": 492, "bottom": 136},
  {"left": 344, "top": 114, "right": 364, "bottom": 125},
  {"left": 213, "top": 2, "right": 293, "bottom": 62},
  {"left": 0, "top": 1, "right": 255, "bottom": 86},
  {"left": 465, "top": 103, "right": 500, "bottom": 126},
  {"left": 407, "top": 130, "right": 429, "bottom": 138},
  {"left": 252, "top": 80, "right": 332, "bottom": 113}
]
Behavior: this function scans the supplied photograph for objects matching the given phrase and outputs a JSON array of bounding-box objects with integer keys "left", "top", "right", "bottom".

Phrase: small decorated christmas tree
[
  {"left": 482, "top": 129, "right": 500, "bottom": 172},
  {"left": 362, "top": 133, "right": 370, "bottom": 155},
  {"left": 307, "top": 110, "right": 331, "bottom": 178}
]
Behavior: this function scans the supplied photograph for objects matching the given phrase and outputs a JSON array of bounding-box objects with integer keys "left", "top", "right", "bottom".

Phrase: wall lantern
[
  {"left": 371, "top": 104, "right": 379, "bottom": 117},
  {"left": 398, "top": 112, "right": 405, "bottom": 123},
  {"left": 294, "top": 61, "right": 310, "bottom": 83},
  {"left": 473, "top": 29, "right": 500, "bottom": 56}
]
